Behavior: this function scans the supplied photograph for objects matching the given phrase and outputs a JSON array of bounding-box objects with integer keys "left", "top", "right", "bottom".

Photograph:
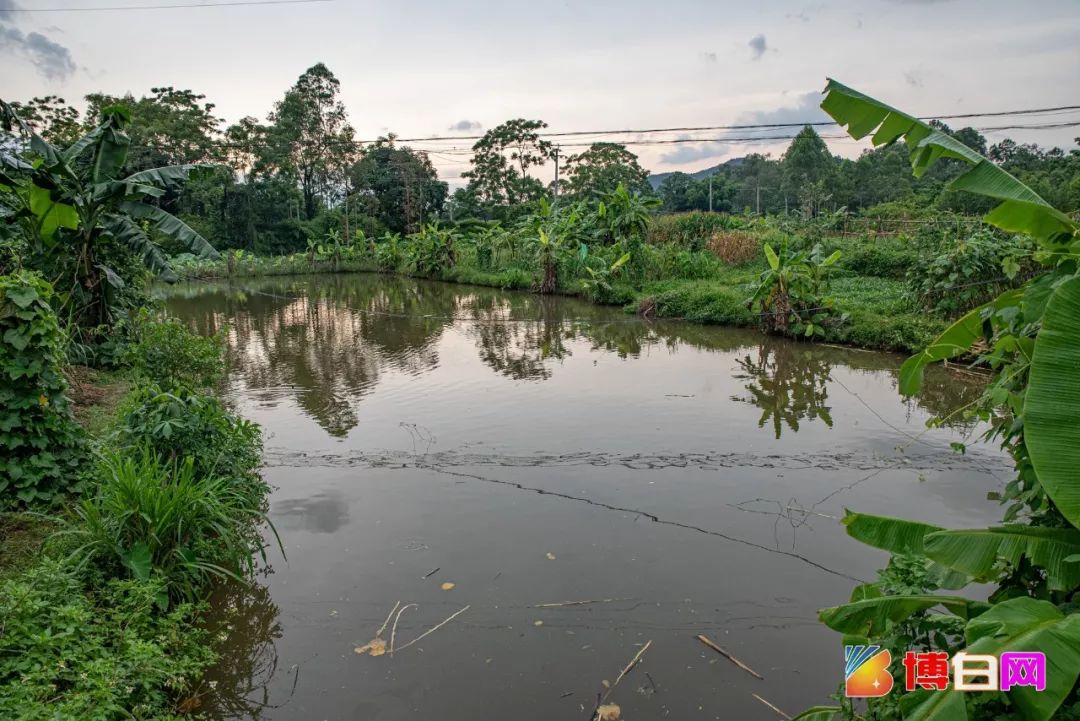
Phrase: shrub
[
  {"left": 707, "top": 230, "right": 760, "bottom": 265},
  {"left": 0, "top": 272, "right": 84, "bottom": 507},
  {"left": 68, "top": 450, "right": 271, "bottom": 603},
  {"left": 905, "top": 230, "right": 1036, "bottom": 315},
  {"left": 114, "top": 385, "right": 262, "bottom": 487},
  {"left": 747, "top": 239, "right": 843, "bottom": 337},
  {"left": 0, "top": 559, "right": 214, "bottom": 720},
  {"left": 126, "top": 311, "right": 224, "bottom": 388}
]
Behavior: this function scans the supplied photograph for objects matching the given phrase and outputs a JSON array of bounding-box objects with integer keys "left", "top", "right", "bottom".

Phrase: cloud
[
  {"left": 0, "top": 25, "right": 76, "bottom": 80},
  {"left": 448, "top": 119, "right": 482, "bottom": 132},
  {"left": 886, "top": 0, "right": 956, "bottom": 3},
  {"left": 659, "top": 141, "right": 733, "bottom": 165},
  {"left": 748, "top": 34, "right": 768, "bottom": 60},
  {"left": 659, "top": 92, "right": 830, "bottom": 165},
  {"left": 701, "top": 51, "right": 717, "bottom": 63},
  {"left": 739, "top": 91, "right": 830, "bottom": 128},
  {"left": 0, "top": 0, "right": 77, "bottom": 81},
  {"left": 904, "top": 69, "right": 926, "bottom": 88}
]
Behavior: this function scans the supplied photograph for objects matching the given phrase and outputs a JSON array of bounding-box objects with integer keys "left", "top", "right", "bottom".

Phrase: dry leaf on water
[
  {"left": 546, "top": 552, "right": 556, "bottom": 560},
  {"left": 441, "top": 582, "right": 456, "bottom": 591},
  {"left": 533, "top": 620, "right": 544, "bottom": 627},
  {"left": 353, "top": 638, "right": 387, "bottom": 657},
  {"left": 597, "top": 703, "right": 621, "bottom": 721}
]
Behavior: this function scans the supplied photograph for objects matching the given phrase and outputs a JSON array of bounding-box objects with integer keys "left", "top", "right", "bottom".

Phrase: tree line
[{"left": 8, "top": 62, "right": 1079, "bottom": 258}]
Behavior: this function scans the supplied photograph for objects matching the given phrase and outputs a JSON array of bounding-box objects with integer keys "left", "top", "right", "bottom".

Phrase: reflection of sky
[{"left": 3, "top": 0, "right": 1078, "bottom": 184}]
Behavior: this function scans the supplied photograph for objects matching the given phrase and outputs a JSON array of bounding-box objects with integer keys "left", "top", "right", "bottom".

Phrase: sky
[{"left": 1, "top": 0, "right": 1078, "bottom": 187}]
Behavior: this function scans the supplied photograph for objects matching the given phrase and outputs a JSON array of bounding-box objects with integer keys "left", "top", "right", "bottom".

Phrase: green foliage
[
  {"left": 125, "top": 311, "right": 224, "bottom": 388},
  {"left": 114, "top": 385, "right": 261, "bottom": 487},
  {"left": 405, "top": 223, "right": 457, "bottom": 276},
  {"left": 646, "top": 211, "right": 754, "bottom": 250},
  {"left": 67, "top": 450, "right": 271, "bottom": 603},
  {"left": 565, "top": 142, "right": 651, "bottom": 199},
  {"left": 462, "top": 118, "right": 553, "bottom": 206},
  {"left": 799, "top": 80, "right": 1080, "bottom": 721},
  {"left": 0, "top": 560, "right": 214, "bottom": 721},
  {"left": 0, "top": 272, "right": 84, "bottom": 507},
  {"left": 747, "top": 238, "right": 842, "bottom": 337},
  {"left": 905, "top": 230, "right": 1035, "bottom": 314},
  {"left": 581, "top": 252, "right": 631, "bottom": 303}
]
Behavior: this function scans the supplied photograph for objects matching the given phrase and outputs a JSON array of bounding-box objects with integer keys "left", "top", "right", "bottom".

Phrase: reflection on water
[
  {"left": 164, "top": 274, "right": 1001, "bottom": 721},
  {"left": 203, "top": 579, "right": 284, "bottom": 721},
  {"left": 733, "top": 344, "right": 834, "bottom": 439},
  {"left": 165, "top": 274, "right": 981, "bottom": 439}
]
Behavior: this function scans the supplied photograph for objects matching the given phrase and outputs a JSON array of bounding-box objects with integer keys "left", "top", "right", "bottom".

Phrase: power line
[
  {"left": 4, "top": 0, "right": 332, "bottom": 12},
  {"left": 361, "top": 105, "right": 1080, "bottom": 145}
]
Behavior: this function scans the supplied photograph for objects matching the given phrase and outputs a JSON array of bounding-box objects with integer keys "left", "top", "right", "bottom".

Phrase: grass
[{"left": 0, "top": 513, "right": 55, "bottom": 581}]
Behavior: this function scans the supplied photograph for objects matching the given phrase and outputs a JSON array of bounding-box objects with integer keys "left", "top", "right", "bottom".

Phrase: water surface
[{"left": 165, "top": 274, "right": 1007, "bottom": 721}]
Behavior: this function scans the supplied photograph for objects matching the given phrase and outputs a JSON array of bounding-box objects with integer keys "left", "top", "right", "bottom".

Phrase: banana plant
[
  {"left": 0, "top": 99, "right": 220, "bottom": 331},
  {"left": 792, "top": 81, "right": 1080, "bottom": 721}
]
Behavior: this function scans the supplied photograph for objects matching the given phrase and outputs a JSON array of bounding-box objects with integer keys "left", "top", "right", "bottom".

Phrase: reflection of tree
[
  {"left": 732, "top": 342, "right": 834, "bottom": 439},
  {"left": 460, "top": 294, "right": 571, "bottom": 380},
  {"left": 166, "top": 276, "right": 453, "bottom": 436},
  {"left": 203, "top": 579, "right": 284, "bottom": 721}
]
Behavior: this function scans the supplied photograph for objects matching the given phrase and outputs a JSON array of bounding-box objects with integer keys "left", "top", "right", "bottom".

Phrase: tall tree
[
  {"left": 350, "top": 136, "right": 447, "bottom": 234},
  {"left": 782, "top": 126, "right": 836, "bottom": 214},
  {"left": 7, "top": 96, "right": 82, "bottom": 146},
  {"left": 265, "top": 63, "right": 356, "bottom": 220},
  {"left": 462, "top": 119, "right": 553, "bottom": 206},
  {"left": 564, "top": 142, "right": 650, "bottom": 198}
]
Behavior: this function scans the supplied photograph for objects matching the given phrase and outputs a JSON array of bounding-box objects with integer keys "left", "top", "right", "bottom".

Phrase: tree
[
  {"left": 350, "top": 137, "right": 448, "bottom": 234},
  {"left": 781, "top": 126, "right": 836, "bottom": 215},
  {"left": 264, "top": 63, "right": 356, "bottom": 220},
  {"left": 0, "top": 100, "right": 220, "bottom": 336},
  {"left": 565, "top": 142, "right": 650, "bottom": 198},
  {"left": 7, "top": 96, "right": 83, "bottom": 146},
  {"left": 462, "top": 119, "right": 553, "bottom": 206}
]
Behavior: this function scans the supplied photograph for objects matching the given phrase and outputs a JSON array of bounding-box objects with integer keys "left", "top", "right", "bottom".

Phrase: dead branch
[{"left": 695, "top": 634, "right": 763, "bottom": 680}]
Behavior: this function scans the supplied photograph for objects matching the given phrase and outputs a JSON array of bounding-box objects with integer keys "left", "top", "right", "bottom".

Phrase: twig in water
[
  {"left": 601, "top": 640, "right": 653, "bottom": 703},
  {"left": 389, "top": 603, "right": 417, "bottom": 655},
  {"left": 695, "top": 635, "right": 763, "bottom": 680},
  {"left": 753, "top": 693, "right": 792, "bottom": 720},
  {"left": 423, "top": 567, "right": 440, "bottom": 579},
  {"left": 376, "top": 601, "right": 401, "bottom": 638},
  {"left": 535, "top": 598, "right": 622, "bottom": 608},
  {"left": 396, "top": 605, "right": 471, "bottom": 651}
]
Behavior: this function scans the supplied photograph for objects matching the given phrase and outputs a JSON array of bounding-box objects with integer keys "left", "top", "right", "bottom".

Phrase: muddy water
[{"left": 164, "top": 274, "right": 1007, "bottom": 721}]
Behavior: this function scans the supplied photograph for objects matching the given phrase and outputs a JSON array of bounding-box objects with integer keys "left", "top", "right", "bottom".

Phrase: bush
[
  {"left": 69, "top": 450, "right": 270, "bottom": 602},
  {"left": 0, "top": 272, "right": 84, "bottom": 507},
  {"left": 126, "top": 311, "right": 225, "bottom": 389},
  {"left": 0, "top": 560, "right": 214, "bottom": 720},
  {"left": 905, "top": 230, "right": 1036, "bottom": 314},
  {"left": 114, "top": 385, "right": 262, "bottom": 487}
]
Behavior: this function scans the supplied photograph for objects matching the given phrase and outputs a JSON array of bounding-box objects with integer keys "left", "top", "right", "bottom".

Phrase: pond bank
[{"left": 176, "top": 255, "right": 947, "bottom": 354}]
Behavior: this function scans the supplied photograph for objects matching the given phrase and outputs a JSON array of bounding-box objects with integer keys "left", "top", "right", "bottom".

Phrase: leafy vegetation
[
  {"left": 790, "top": 80, "right": 1080, "bottom": 721},
  {"left": 0, "top": 271, "right": 84, "bottom": 507}
]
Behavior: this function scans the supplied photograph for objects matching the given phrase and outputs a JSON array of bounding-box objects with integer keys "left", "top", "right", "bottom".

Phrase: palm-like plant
[{"left": 1, "top": 100, "right": 220, "bottom": 332}]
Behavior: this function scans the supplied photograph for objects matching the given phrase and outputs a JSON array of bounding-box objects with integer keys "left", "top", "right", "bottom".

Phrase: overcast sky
[{"left": 1, "top": 0, "right": 1078, "bottom": 185}]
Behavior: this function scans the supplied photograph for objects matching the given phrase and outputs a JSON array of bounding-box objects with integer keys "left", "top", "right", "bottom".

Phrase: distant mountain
[{"left": 647, "top": 157, "right": 745, "bottom": 190}]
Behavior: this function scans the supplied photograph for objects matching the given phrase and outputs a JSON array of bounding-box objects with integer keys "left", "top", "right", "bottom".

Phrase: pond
[{"left": 164, "top": 273, "right": 1008, "bottom": 721}]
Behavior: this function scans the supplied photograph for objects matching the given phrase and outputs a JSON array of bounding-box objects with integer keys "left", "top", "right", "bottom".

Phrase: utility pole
[
  {"left": 756, "top": 184, "right": 761, "bottom": 215},
  {"left": 553, "top": 146, "right": 560, "bottom": 208},
  {"left": 708, "top": 176, "right": 713, "bottom": 213}
]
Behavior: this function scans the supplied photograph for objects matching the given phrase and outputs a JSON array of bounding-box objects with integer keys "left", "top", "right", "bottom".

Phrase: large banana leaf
[
  {"left": 965, "top": 598, "right": 1080, "bottom": 721},
  {"left": 119, "top": 200, "right": 220, "bottom": 260},
  {"left": 104, "top": 215, "right": 179, "bottom": 282},
  {"left": 898, "top": 288, "right": 1020, "bottom": 395},
  {"left": 1025, "top": 275, "right": 1080, "bottom": 530},
  {"left": 896, "top": 599, "right": 1080, "bottom": 721},
  {"left": 28, "top": 184, "right": 78, "bottom": 241},
  {"left": 818, "top": 595, "right": 987, "bottom": 637},
  {"left": 842, "top": 511, "right": 970, "bottom": 589},
  {"left": 791, "top": 707, "right": 843, "bottom": 721},
  {"left": 898, "top": 688, "right": 967, "bottom": 721},
  {"left": 924, "top": 526, "right": 1080, "bottom": 591},
  {"left": 821, "top": 80, "right": 1078, "bottom": 247},
  {"left": 123, "top": 164, "right": 213, "bottom": 191}
]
